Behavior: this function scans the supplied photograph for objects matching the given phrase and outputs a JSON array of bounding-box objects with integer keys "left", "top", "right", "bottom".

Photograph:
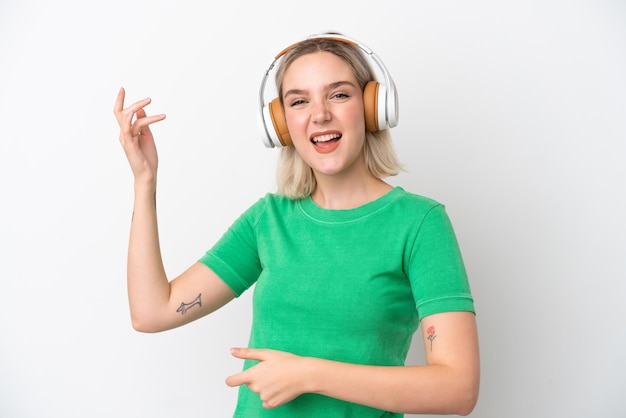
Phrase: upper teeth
[{"left": 312, "top": 133, "right": 340, "bottom": 143}]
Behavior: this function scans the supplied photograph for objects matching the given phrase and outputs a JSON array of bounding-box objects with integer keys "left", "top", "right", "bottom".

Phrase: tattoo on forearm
[
  {"left": 427, "top": 326, "right": 437, "bottom": 352},
  {"left": 176, "top": 293, "right": 202, "bottom": 315}
]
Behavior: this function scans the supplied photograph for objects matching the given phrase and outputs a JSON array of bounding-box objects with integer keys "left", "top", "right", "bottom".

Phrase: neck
[{"left": 311, "top": 173, "right": 392, "bottom": 210}]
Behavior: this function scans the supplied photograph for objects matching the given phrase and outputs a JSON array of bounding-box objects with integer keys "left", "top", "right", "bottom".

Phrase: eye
[
  {"left": 331, "top": 92, "right": 350, "bottom": 100},
  {"left": 289, "top": 98, "right": 307, "bottom": 107}
]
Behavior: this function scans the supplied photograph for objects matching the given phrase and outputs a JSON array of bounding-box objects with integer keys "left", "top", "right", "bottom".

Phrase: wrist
[
  {"left": 133, "top": 182, "right": 157, "bottom": 206},
  {"left": 133, "top": 178, "right": 157, "bottom": 195},
  {"left": 303, "top": 356, "right": 323, "bottom": 395}
]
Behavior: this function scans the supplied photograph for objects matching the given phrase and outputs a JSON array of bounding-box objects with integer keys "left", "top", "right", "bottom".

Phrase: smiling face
[{"left": 281, "top": 51, "right": 368, "bottom": 180}]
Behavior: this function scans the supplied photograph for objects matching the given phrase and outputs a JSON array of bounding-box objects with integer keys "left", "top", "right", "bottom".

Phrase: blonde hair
[{"left": 274, "top": 35, "right": 403, "bottom": 199}]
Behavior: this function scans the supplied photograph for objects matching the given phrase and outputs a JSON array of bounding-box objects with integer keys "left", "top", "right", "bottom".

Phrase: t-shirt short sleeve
[
  {"left": 198, "top": 198, "right": 266, "bottom": 296},
  {"left": 408, "top": 204, "right": 475, "bottom": 321}
]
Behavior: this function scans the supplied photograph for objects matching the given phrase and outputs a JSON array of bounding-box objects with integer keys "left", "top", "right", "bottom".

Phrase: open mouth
[{"left": 311, "top": 133, "right": 342, "bottom": 147}]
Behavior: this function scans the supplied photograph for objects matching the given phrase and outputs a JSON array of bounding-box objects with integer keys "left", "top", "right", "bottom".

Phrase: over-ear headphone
[{"left": 258, "top": 33, "right": 399, "bottom": 148}]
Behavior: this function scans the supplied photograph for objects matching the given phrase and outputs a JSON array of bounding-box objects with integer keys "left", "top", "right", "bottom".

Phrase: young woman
[{"left": 113, "top": 33, "right": 480, "bottom": 417}]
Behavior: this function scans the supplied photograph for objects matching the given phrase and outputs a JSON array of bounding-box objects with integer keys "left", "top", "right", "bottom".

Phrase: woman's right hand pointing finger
[{"left": 113, "top": 87, "right": 166, "bottom": 185}]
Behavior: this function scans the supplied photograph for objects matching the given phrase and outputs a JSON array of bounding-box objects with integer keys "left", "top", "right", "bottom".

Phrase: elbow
[
  {"left": 131, "top": 317, "right": 154, "bottom": 333},
  {"left": 427, "top": 365, "right": 479, "bottom": 416},
  {"left": 130, "top": 313, "right": 164, "bottom": 333},
  {"left": 456, "top": 395, "right": 478, "bottom": 416},
  {"left": 455, "top": 377, "right": 480, "bottom": 416}
]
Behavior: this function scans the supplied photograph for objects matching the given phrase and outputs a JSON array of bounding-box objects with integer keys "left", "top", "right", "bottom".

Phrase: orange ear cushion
[
  {"left": 363, "top": 81, "right": 379, "bottom": 132},
  {"left": 268, "top": 98, "right": 292, "bottom": 147}
]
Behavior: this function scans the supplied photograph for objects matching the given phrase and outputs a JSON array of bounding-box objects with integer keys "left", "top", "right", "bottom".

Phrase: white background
[{"left": 1, "top": 1, "right": 624, "bottom": 417}]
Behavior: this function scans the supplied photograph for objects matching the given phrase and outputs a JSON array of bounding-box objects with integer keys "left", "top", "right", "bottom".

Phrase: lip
[
  {"left": 310, "top": 130, "right": 342, "bottom": 154},
  {"left": 310, "top": 130, "right": 342, "bottom": 142}
]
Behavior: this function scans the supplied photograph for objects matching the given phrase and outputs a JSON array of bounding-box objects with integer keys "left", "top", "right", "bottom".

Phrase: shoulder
[
  {"left": 388, "top": 187, "right": 444, "bottom": 215},
  {"left": 239, "top": 192, "right": 300, "bottom": 220},
  {"left": 253, "top": 192, "right": 300, "bottom": 210},
  {"left": 385, "top": 188, "right": 461, "bottom": 236}
]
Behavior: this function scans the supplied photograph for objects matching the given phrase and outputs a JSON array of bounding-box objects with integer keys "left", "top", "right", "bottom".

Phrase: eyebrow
[{"left": 283, "top": 80, "right": 358, "bottom": 98}]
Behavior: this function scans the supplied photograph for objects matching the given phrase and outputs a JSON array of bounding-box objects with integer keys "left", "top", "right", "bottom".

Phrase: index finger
[
  {"left": 113, "top": 87, "right": 152, "bottom": 116},
  {"left": 113, "top": 87, "right": 126, "bottom": 114},
  {"left": 230, "top": 347, "right": 270, "bottom": 361}
]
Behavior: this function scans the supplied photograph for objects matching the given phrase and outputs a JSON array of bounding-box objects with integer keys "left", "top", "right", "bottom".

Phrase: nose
[{"left": 311, "top": 100, "right": 331, "bottom": 124}]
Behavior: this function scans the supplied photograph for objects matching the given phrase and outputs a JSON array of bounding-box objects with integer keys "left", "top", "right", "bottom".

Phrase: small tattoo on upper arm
[
  {"left": 427, "top": 326, "right": 437, "bottom": 351},
  {"left": 176, "top": 293, "right": 202, "bottom": 315}
]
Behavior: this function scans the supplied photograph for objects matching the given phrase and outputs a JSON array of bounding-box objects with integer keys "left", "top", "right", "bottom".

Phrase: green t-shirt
[{"left": 199, "top": 187, "right": 474, "bottom": 417}]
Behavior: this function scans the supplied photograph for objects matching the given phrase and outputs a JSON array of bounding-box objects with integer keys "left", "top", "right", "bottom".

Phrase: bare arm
[
  {"left": 227, "top": 311, "right": 479, "bottom": 415},
  {"left": 308, "top": 311, "right": 479, "bottom": 415},
  {"left": 114, "top": 88, "right": 235, "bottom": 333}
]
